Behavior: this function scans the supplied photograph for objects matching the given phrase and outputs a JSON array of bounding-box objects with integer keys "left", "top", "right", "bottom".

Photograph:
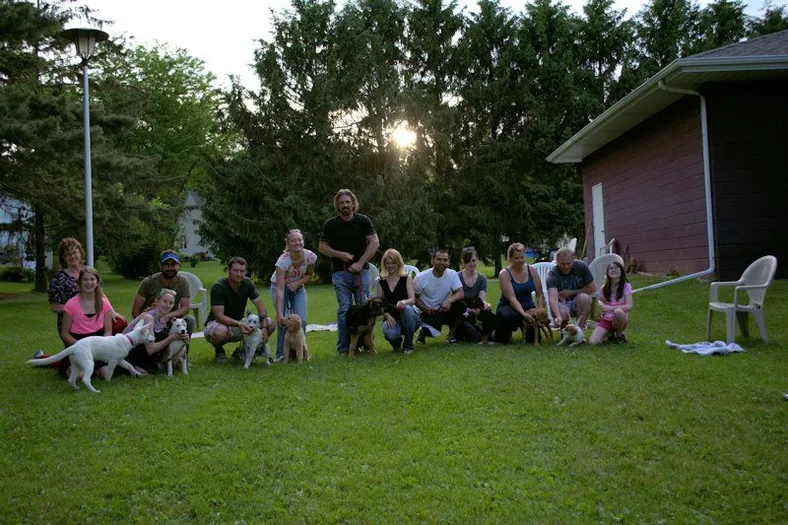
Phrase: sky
[{"left": 75, "top": 0, "right": 770, "bottom": 91}]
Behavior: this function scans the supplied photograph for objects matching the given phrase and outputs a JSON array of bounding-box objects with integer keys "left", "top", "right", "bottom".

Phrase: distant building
[
  {"left": 0, "top": 197, "right": 52, "bottom": 269},
  {"left": 176, "top": 192, "right": 214, "bottom": 257}
]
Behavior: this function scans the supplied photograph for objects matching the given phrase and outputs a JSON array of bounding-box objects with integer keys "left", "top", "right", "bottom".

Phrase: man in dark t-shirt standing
[
  {"left": 204, "top": 256, "right": 275, "bottom": 363},
  {"left": 319, "top": 189, "right": 380, "bottom": 356}
]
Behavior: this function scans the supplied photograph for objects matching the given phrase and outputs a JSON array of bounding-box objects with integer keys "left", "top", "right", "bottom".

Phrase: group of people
[
  {"left": 42, "top": 188, "right": 633, "bottom": 379},
  {"left": 316, "top": 189, "right": 634, "bottom": 356},
  {"left": 45, "top": 240, "right": 193, "bottom": 378}
]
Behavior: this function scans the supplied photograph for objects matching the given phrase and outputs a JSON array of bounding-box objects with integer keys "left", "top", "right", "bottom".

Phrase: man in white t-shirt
[{"left": 414, "top": 249, "right": 466, "bottom": 344}]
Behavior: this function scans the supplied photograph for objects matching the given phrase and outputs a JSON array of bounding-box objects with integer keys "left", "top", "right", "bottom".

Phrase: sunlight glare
[{"left": 391, "top": 122, "right": 417, "bottom": 150}]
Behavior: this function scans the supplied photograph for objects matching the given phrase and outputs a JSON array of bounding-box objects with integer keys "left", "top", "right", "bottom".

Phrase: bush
[
  {"left": 107, "top": 244, "right": 163, "bottom": 280},
  {"left": 0, "top": 265, "right": 34, "bottom": 282}
]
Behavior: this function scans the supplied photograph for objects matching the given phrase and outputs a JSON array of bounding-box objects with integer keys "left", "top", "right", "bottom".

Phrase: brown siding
[
  {"left": 704, "top": 79, "right": 788, "bottom": 280},
  {"left": 582, "top": 96, "right": 708, "bottom": 274}
]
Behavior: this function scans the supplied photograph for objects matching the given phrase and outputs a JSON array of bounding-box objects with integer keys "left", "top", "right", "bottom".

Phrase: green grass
[{"left": 1, "top": 264, "right": 787, "bottom": 522}]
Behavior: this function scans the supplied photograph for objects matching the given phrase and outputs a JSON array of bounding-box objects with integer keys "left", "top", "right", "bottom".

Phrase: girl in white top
[{"left": 270, "top": 229, "right": 317, "bottom": 361}]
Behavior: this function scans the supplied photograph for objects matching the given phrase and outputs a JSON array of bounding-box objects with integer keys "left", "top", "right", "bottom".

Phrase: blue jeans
[
  {"left": 331, "top": 269, "right": 370, "bottom": 353},
  {"left": 381, "top": 305, "right": 420, "bottom": 351},
  {"left": 270, "top": 284, "right": 308, "bottom": 359}
]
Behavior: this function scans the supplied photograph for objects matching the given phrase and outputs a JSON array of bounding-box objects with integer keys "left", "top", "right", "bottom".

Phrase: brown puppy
[
  {"left": 521, "top": 308, "right": 554, "bottom": 348},
  {"left": 346, "top": 297, "right": 386, "bottom": 357},
  {"left": 282, "top": 314, "right": 310, "bottom": 363}
]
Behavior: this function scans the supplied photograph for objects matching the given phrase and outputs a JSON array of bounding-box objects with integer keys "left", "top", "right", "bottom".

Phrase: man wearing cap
[{"left": 131, "top": 249, "right": 195, "bottom": 334}]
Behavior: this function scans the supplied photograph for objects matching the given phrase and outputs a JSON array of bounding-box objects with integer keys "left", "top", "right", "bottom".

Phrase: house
[
  {"left": 176, "top": 191, "right": 214, "bottom": 258},
  {"left": 548, "top": 29, "right": 788, "bottom": 280},
  {"left": 0, "top": 197, "right": 52, "bottom": 269}
]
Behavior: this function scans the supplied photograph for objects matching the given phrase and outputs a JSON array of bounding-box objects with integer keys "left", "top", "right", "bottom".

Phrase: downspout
[{"left": 633, "top": 81, "right": 716, "bottom": 293}]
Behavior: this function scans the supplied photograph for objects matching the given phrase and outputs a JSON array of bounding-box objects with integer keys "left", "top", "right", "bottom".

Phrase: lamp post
[{"left": 61, "top": 27, "right": 108, "bottom": 268}]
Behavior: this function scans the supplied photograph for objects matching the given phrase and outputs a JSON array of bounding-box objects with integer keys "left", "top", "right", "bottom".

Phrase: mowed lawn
[{"left": 1, "top": 261, "right": 787, "bottom": 522}]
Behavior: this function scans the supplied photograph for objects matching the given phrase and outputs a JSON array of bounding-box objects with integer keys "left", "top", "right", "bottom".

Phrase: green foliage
[
  {"left": 748, "top": 3, "right": 788, "bottom": 36},
  {"left": 0, "top": 265, "right": 33, "bottom": 282}
]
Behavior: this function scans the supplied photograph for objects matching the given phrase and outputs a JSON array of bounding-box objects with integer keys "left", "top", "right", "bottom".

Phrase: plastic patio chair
[
  {"left": 531, "top": 261, "right": 555, "bottom": 318},
  {"left": 179, "top": 271, "right": 208, "bottom": 329},
  {"left": 403, "top": 264, "right": 421, "bottom": 279},
  {"left": 366, "top": 263, "right": 380, "bottom": 299},
  {"left": 706, "top": 255, "right": 778, "bottom": 344}
]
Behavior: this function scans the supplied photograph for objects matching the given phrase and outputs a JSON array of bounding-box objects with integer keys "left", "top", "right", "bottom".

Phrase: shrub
[
  {"left": 0, "top": 265, "right": 33, "bottom": 282},
  {"left": 107, "top": 244, "right": 162, "bottom": 280}
]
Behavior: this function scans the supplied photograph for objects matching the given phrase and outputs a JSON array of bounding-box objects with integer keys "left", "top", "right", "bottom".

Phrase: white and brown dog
[
  {"left": 241, "top": 312, "right": 271, "bottom": 368},
  {"left": 159, "top": 318, "right": 189, "bottom": 376},
  {"left": 27, "top": 322, "right": 154, "bottom": 393},
  {"left": 282, "top": 313, "right": 310, "bottom": 363},
  {"left": 557, "top": 323, "right": 586, "bottom": 347}
]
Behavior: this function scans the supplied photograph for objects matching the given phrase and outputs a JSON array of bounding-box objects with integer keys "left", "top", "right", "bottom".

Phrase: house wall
[
  {"left": 704, "top": 79, "right": 788, "bottom": 280},
  {"left": 582, "top": 96, "right": 709, "bottom": 274}
]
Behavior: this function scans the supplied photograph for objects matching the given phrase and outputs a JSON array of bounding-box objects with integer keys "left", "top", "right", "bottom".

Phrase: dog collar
[{"left": 125, "top": 334, "right": 135, "bottom": 345}]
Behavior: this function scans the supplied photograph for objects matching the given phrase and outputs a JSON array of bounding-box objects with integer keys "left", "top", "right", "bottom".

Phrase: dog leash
[{"left": 343, "top": 264, "right": 367, "bottom": 304}]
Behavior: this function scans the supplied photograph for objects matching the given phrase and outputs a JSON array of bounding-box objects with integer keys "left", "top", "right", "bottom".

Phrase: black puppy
[
  {"left": 464, "top": 297, "right": 499, "bottom": 344},
  {"left": 346, "top": 297, "right": 386, "bottom": 357}
]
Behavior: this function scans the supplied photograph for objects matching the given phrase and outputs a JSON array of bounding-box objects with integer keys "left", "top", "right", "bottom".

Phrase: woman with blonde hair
[
  {"left": 495, "top": 242, "right": 545, "bottom": 343},
  {"left": 123, "top": 288, "right": 191, "bottom": 374},
  {"left": 271, "top": 228, "right": 317, "bottom": 362},
  {"left": 375, "top": 248, "right": 419, "bottom": 354}
]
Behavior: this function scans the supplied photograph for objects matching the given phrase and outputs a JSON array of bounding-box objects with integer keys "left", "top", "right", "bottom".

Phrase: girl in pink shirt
[
  {"left": 58, "top": 267, "right": 114, "bottom": 377},
  {"left": 589, "top": 261, "right": 633, "bottom": 344}
]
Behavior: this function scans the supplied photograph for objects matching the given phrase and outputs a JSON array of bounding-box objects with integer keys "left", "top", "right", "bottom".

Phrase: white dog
[
  {"left": 557, "top": 323, "right": 586, "bottom": 347},
  {"left": 240, "top": 313, "right": 271, "bottom": 368},
  {"left": 27, "top": 322, "right": 154, "bottom": 393},
  {"left": 160, "top": 318, "right": 189, "bottom": 376}
]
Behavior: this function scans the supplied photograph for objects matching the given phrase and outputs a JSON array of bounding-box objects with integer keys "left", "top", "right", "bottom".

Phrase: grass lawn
[{"left": 1, "top": 261, "right": 787, "bottom": 522}]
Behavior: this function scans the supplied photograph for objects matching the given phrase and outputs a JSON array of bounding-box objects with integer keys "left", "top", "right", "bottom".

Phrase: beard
[{"left": 162, "top": 269, "right": 177, "bottom": 279}]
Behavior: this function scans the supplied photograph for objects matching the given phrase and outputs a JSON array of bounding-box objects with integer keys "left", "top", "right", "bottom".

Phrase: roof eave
[{"left": 547, "top": 55, "right": 788, "bottom": 164}]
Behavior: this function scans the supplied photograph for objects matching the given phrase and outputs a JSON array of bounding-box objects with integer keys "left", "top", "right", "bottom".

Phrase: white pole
[{"left": 82, "top": 59, "right": 94, "bottom": 267}]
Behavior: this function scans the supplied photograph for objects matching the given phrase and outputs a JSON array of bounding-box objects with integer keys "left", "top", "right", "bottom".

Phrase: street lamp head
[{"left": 61, "top": 27, "right": 109, "bottom": 61}]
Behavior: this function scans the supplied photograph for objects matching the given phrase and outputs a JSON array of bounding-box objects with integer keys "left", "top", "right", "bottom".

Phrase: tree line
[{"left": 2, "top": 0, "right": 787, "bottom": 288}]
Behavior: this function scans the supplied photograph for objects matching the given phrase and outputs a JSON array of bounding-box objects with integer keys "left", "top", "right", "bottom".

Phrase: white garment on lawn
[
  {"left": 414, "top": 268, "right": 462, "bottom": 310},
  {"left": 665, "top": 340, "right": 745, "bottom": 355}
]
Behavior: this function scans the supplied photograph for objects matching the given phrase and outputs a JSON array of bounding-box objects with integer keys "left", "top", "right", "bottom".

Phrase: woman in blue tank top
[{"left": 495, "top": 242, "right": 546, "bottom": 343}]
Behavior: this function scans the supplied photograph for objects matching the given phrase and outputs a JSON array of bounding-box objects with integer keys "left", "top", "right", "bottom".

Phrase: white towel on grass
[
  {"left": 665, "top": 340, "right": 745, "bottom": 356},
  {"left": 306, "top": 323, "right": 337, "bottom": 332}
]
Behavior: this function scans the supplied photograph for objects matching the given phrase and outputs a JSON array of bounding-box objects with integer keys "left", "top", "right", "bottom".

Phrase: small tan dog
[
  {"left": 557, "top": 323, "right": 585, "bottom": 346},
  {"left": 283, "top": 313, "right": 310, "bottom": 363},
  {"left": 521, "top": 308, "right": 553, "bottom": 348}
]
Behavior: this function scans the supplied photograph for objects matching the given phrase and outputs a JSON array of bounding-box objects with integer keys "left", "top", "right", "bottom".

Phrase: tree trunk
[{"left": 34, "top": 204, "right": 47, "bottom": 292}]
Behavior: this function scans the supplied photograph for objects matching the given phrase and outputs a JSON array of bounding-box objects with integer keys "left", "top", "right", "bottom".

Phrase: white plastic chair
[
  {"left": 366, "top": 263, "right": 380, "bottom": 299},
  {"left": 179, "top": 271, "right": 208, "bottom": 328},
  {"left": 588, "top": 253, "right": 625, "bottom": 318},
  {"left": 531, "top": 262, "right": 555, "bottom": 318},
  {"left": 403, "top": 264, "right": 420, "bottom": 279},
  {"left": 706, "top": 255, "right": 777, "bottom": 344}
]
